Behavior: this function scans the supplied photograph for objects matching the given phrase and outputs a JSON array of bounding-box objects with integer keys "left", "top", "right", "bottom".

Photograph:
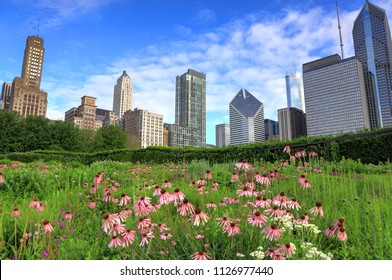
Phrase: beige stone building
[
  {"left": 65, "top": 96, "right": 103, "bottom": 131},
  {"left": 123, "top": 109, "right": 163, "bottom": 148},
  {"left": 9, "top": 35, "right": 48, "bottom": 117}
]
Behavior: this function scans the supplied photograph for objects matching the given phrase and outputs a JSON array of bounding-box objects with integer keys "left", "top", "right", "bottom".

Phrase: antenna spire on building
[
  {"left": 336, "top": 1, "right": 344, "bottom": 59},
  {"left": 37, "top": 18, "right": 41, "bottom": 37}
]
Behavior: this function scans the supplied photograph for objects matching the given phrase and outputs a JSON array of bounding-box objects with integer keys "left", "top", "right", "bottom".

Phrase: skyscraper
[
  {"left": 9, "top": 35, "right": 47, "bottom": 117},
  {"left": 113, "top": 70, "right": 133, "bottom": 119},
  {"left": 353, "top": 1, "right": 392, "bottom": 128},
  {"left": 303, "top": 54, "right": 370, "bottom": 136},
  {"left": 278, "top": 107, "right": 307, "bottom": 141},
  {"left": 172, "top": 69, "right": 206, "bottom": 147},
  {"left": 65, "top": 96, "right": 103, "bottom": 131},
  {"left": 216, "top": 124, "right": 230, "bottom": 147},
  {"left": 229, "top": 89, "right": 264, "bottom": 145},
  {"left": 285, "top": 72, "right": 305, "bottom": 112},
  {"left": 1, "top": 82, "right": 12, "bottom": 110},
  {"left": 264, "top": 119, "right": 279, "bottom": 140}
]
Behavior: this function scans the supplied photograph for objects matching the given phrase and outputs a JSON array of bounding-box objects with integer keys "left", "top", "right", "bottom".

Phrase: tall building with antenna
[
  {"left": 9, "top": 35, "right": 48, "bottom": 117},
  {"left": 353, "top": 0, "right": 392, "bottom": 128},
  {"left": 112, "top": 70, "right": 132, "bottom": 119}
]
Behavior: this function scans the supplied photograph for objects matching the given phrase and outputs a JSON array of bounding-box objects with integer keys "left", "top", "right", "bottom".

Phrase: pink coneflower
[
  {"left": 237, "top": 186, "right": 253, "bottom": 197},
  {"left": 206, "top": 202, "right": 217, "bottom": 208},
  {"left": 64, "top": 211, "right": 73, "bottom": 220},
  {"left": 297, "top": 213, "right": 309, "bottom": 224},
  {"left": 253, "top": 196, "right": 271, "bottom": 208},
  {"left": 191, "top": 251, "right": 211, "bottom": 260},
  {"left": 280, "top": 160, "right": 289, "bottom": 167},
  {"left": 223, "top": 223, "right": 241, "bottom": 236},
  {"left": 248, "top": 211, "right": 267, "bottom": 227},
  {"left": 298, "top": 174, "right": 307, "bottom": 185},
  {"left": 309, "top": 202, "right": 324, "bottom": 217},
  {"left": 90, "top": 185, "right": 97, "bottom": 194},
  {"left": 153, "top": 186, "right": 162, "bottom": 196},
  {"left": 0, "top": 172, "right": 4, "bottom": 184},
  {"left": 192, "top": 208, "right": 209, "bottom": 226},
  {"left": 236, "top": 252, "right": 245, "bottom": 258},
  {"left": 36, "top": 203, "right": 45, "bottom": 212},
  {"left": 337, "top": 227, "right": 348, "bottom": 241},
  {"left": 162, "top": 180, "right": 172, "bottom": 188},
  {"left": 287, "top": 198, "right": 301, "bottom": 210},
  {"left": 301, "top": 179, "right": 312, "bottom": 189},
  {"left": 332, "top": 218, "right": 345, "bottom": 229},
  {"left": 235, "top": 160, "right": 254, "bottom": 171},
  {"left": 119, "top": 193, "right": 131, "bottom": 206},
  {"left": 273, "top": 192, "right": 288, "bottom": 207},
  {"left": 256, "top": 174, "right": 270, "bottom": 185},
  {"left": 324, "top": 226, "right": 336, "bottom": 238},
  {"left": 283, "top": 145, "right": 291, "bottom": 154},
  {"left": 262, "top": 224, "right": 282, "bottom": 241},
  {"left": 172, "top": 188, "right": 186, "bottom": 202},
  {"left": 204, "top": 170, "right": 212, "bottom": 180},
  {"left": 108, "top": 236, "right": 122, "bottom": 248},
  {"left": 218, "top": 200, "right": 227, "bottom": 206},
  {"left": 139, "top": 232, "right": 154, "bottom": 247},
  {"left": 196, "top": 178, "right": 207, "bottom": 186},
  {"left": 134, "top": 196, "right": 153, "bottom": 216},
  {"left": 265, "top": 248, "right": 285, "bottom": 260},
  {"left": 137, "top": 217, "right": 152, "bottom": 233},
  {"left": 160, "top": 232, "right": 172, "bottom": 240},
  {"left": 11, "top": 208, "right": 20, "bottom": 217},
  {"left": 102, "top": 214, "right": 116, "bottom": 233},
  {"left": 156, "top": 223, "right": 170, "bottom": 232},
  {"left": 189, "top": 181, "right": 196, "bottom": 187},
  {"left": 159, "top": 189, "right": 172, "bottom": 205},
  {"left": 121, "top": 229, "right": 136, "bottom": 247},
  {"left": 42, "top": 220, "right": 53, "bottom": 233},
  {"left": 211, "top": 181, "right": 219, "bottom": 191},
  {"left": 88, "top": 200, "right": 96, "bottom": 209},
  {"left": 278, "top": 243, "right": 296, "bottom": 258},
  {"left": 94, "top": 172, "right": 103, "bottom": 188},
  {"left": 195, "top": 234, "right": 205, "bottom": 239},
  {"left": 309, "top": 151, "right": 317, "bottom": 157},
  {"left": 216, "top": 216, "right": 233, "bottom": 228},
  {"left": 109, "top": 223, "right": 126, "bottom": 236},
  {"left": 177, "top": 198, "right": 196, "bottom": 216},
  {"left": 244, "top": 180, "right": 255, "bottom": 189},
  {"left": 264, "top": 206, "right": 284, "bottom": 218},
  {"left": 29, "top": 199, "right": 40, "bottom": 208},
  {"left": 103, "top": 191, "right": 113, "bottom": 202},
  {"left": 231, "top": 173, "right": 239, "bottom": 182}
]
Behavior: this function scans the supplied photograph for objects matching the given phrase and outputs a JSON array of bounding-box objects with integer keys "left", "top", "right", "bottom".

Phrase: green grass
[{"left": 0, "top": 158, "right": 391, "bottom": 260}]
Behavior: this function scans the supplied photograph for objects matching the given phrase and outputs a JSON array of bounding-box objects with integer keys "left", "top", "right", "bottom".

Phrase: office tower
[
  {"left": 96, "top": 108, "right": 119, "bottom": 126},
  {"left": 9, "top": 35, "right": 48, "bottom": 117},
  {"left": 264, "top": 119, "right": 279, "bottom": 140},
  {"left": 303, "top": 54, "right": 370, "bottom": 136},
  {"left": 1, "top": 82, "right": 12, "bottom": 110},
  {"left": 216, "top": 124, "right": 230, "bottom": 147},
  {"left": 171, "top": 69, "right": 206, "bottom": 147},
  {"left": 229, "top": 89, "right": 264, "bottom": 145},
  {"left": 285, "top": 72, "right": 305, "bottom": 112},
  {"left": 278, "top": 108, "right": 307, "bottom": 141},
  {"left": 353, "top": 1, "right": 392, "bottom": 128},
  {"left": 65, "top": 96, "right": 103, "bottom": 130},
  {"left": 123, "top": 109, "right": 163, "bottom": 148},
  {"left": 113, "top": 70, "right": 133, "bottom": 119}
]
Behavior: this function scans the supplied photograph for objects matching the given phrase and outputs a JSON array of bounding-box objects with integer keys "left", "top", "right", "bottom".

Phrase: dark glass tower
[{"left": 353, "top": 1, "right": 392, "bottom": 128}]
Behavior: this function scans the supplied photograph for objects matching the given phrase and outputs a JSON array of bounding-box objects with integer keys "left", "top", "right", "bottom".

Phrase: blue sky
[{"left": 1, "top": 0, "right": 392, "bottom": 145}]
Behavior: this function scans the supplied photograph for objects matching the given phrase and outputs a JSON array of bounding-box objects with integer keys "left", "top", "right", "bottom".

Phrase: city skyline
[{"left": 2, "top": 1, "right": 392, "bottom": 144}]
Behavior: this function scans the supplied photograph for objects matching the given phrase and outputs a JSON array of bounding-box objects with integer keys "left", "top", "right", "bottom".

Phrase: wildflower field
[{"left": 0, "top": 152, "right": 391, "bottom": 260}]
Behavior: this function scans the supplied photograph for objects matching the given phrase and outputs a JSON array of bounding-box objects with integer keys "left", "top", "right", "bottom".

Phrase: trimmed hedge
[{"left": 1, "top": 128, "right": 391, "bottom": 165}]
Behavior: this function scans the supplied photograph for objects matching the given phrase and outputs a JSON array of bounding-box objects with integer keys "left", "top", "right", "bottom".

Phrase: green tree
[
  {"left": 93, "top": 125, "right": 127, "bottom": 151},
  {"left": 76, "top": 129, "right": 96, "bottom": 152},
  {"left": 0, "top": 110, "right": 23, "bottom": 153},
  {"left": 48, "top": 120, "right": 80, "bottom": 151},
  {"left": 19, "top": 115, "right": 51, "bottom": 151},
  {"left": 126, "top": 133, "right": 141, "bottom": 149}
]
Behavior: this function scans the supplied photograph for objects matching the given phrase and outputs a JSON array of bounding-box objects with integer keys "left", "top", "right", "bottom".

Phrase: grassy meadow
[{"left": 0, "top": 154, "right": 391, "bottom": 260}]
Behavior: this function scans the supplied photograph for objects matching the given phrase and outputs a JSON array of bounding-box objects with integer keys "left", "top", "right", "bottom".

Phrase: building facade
[
  {"left": 113, "top": 70, "right": 133, "bottom": 119},
  {"left": 303, "top": 54, "right": 370, "bottom": 136},
  {"left": 123, "top": 109, "right": 163, "bottom": 148},
  {"left": 285, "top": 72, "right": 305, "bottom": 112},
  {"left": 173, "top": 69, "right": 206, "bottom": 147},
  {"left": 9, "top": 35, "right": 47, "bottom": 117},
  {"left": 278, "top": 107, "right": 307, "bottom": 141},
  {"left": 65, "top": 96, "right": 103, "bottom": 130},
  {"left": 229, "top": 89, "right": 265, "bottom": 145},
  {"left": 1, "top": 82, "right": 12, "bottom": 110},
  {"left": 264, "top": 119, "right": 279, "bottom": 140},
  {"left": 96, "top": 108, "right": 119, "bottom": 126},
  {"left": 216, "top": 123, "right": 230, "bottom": 147},
  {"left": 353, "top": 1, "right": 392, "bottom": 128}
]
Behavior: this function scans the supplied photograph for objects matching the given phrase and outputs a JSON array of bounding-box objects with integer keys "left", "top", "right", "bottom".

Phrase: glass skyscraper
[
  {"left": 353, "top": 1, "right": 392, "bottom": 128},
  {"left": 285, "top": 72, "right": 305, "bottom": 112}
]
